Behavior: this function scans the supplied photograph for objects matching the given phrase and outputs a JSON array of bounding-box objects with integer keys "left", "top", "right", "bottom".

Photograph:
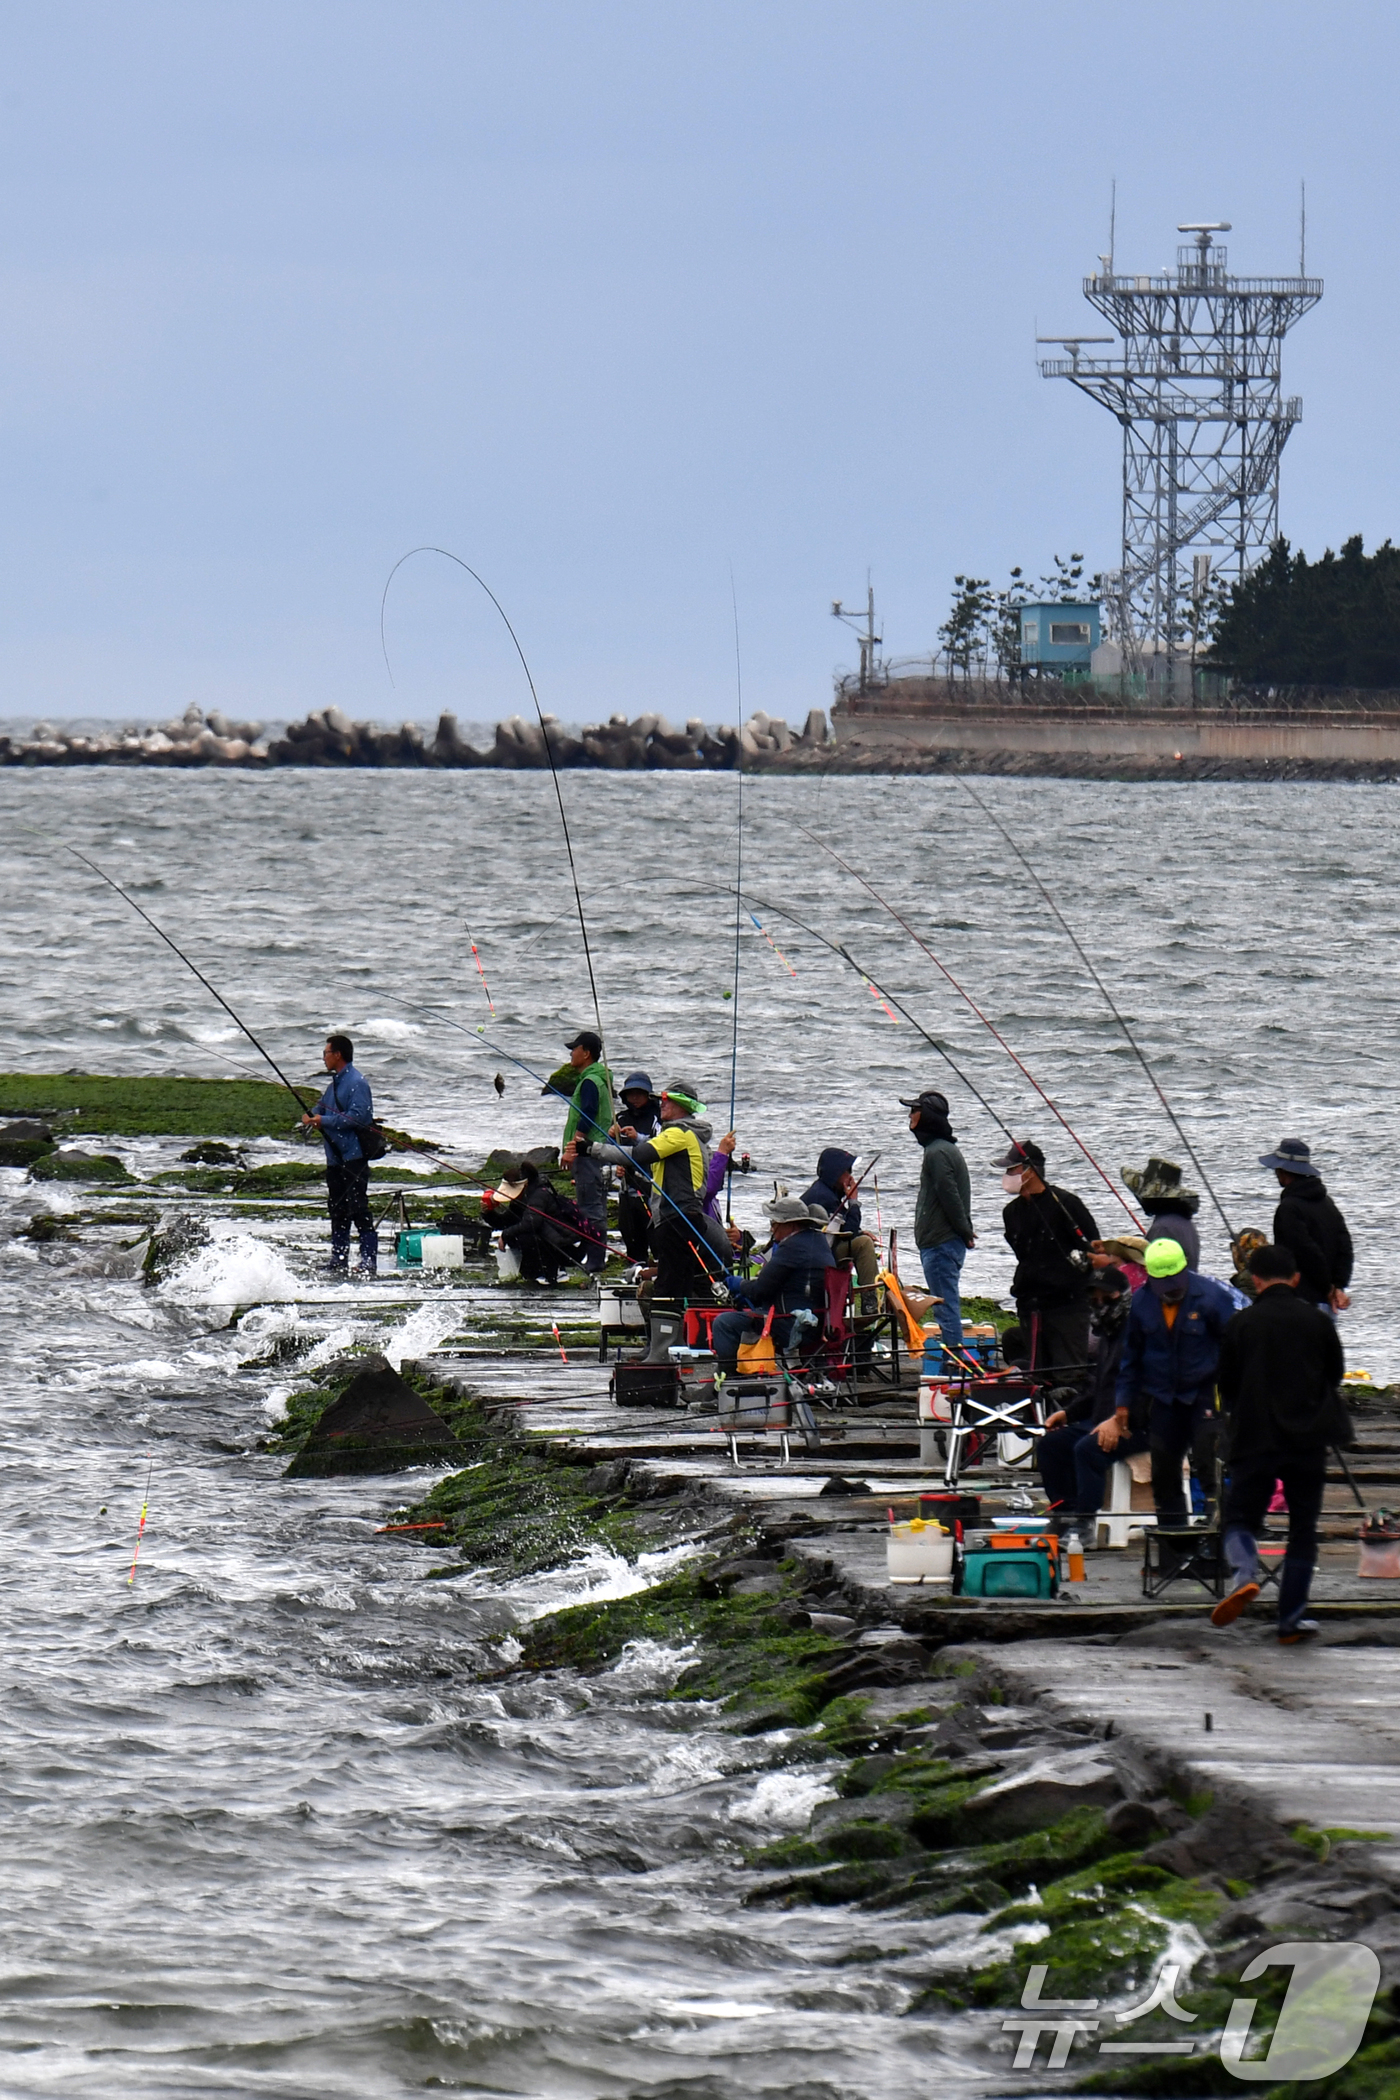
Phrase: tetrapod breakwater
[{"left": 0, "top": 702, "right": 834, "bottom": 770}]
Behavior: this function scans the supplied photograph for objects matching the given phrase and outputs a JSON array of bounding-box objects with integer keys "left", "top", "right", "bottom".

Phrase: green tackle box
[{"left": 960, "top": 1544, "right": 1057, "bottom": 1599}]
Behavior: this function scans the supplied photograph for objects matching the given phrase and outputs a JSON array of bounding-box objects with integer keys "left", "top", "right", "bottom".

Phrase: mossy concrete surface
[{"left": 0, "top": 1073, "right": 315, "bottom": 1137}]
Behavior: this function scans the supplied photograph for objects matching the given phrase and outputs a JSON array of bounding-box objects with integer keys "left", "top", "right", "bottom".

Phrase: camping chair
[{"left": 941, "top": 1375, "right": 1047, "bottom": 1490}]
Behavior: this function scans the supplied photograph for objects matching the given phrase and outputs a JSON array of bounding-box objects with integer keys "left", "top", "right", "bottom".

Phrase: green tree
[
  {"left": 1205, "top": 535, "right": 1400, "bottom": 686},
  {"left": 939, "top": 574, "right": 994, "bottom": 678}
]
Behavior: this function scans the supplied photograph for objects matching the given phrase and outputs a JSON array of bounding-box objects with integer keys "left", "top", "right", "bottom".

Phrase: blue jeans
[
  {"left": 712, "top": 1306, "right": 794, "bottom": 1372},
  {"left": 1039, "top": 1422, "right": 1149, "bottom": 1519},
  {"left": 920, "top": 1237, "right": 968, "bottom": 1353}
]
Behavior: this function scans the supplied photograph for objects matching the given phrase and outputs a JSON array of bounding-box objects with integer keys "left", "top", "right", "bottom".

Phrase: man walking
[
  {"left": 302, "top": 1033, "right": 378, "bottom": 1278},
  {"left": 997, "top": 1140, "right": 1097, "bottom": 1381},
  {"left": 559, "top": 1028, "right": 613, "bottom": 1274},
  {"left": 1259, "top": 1137, "right": 1353, "bottom": 1314},
  {"left": 1213, "top": 1242, "right": 1345, "bottom": 1643},
  {"left": 1115, "top": 1237, "right": 1236, "bottom": 1523}
]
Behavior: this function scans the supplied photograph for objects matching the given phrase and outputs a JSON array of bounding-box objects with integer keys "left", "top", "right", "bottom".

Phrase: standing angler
[
  {"left": 997, "top": 1140, "right": 1098, "bottom": 1382},
  {"left": 302, "top": 1033, "right": 378, "bottom": 1278},
  {"left": 903, "top": 1090, "right": 975, "bottom": 1364},
  {"left": 558, "top": 1028, "right": 613, "bottom": 1275},
  {"left": 1259, "top": 1136, "right": 1353, "bottom": 1315}
]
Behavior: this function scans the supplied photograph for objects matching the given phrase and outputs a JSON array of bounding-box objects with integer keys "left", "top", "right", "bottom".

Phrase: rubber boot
[
  {"left": 1277, "top": 1553, "right": 1315, "bottom": 1638},
  {"left": 324, "top": 1236, "right": 350, "bottom": 1275},
  {"left": 640, "top": 1301, "right": 683, "bottom": 1365},
  {"left": 355, "top": 1227, "right": 379, "bottom": 1279}
]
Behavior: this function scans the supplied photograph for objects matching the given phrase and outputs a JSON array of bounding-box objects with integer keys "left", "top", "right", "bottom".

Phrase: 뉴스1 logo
[{"left": 1004, "top": 1944, "right": 1381, "bottom": 2080}]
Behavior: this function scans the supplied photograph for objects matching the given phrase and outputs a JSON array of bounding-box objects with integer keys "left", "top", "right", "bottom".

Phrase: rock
[
  {"left": 961, "top": 1747, "right": 1123, "bottom": 1839},
  {"left": 283, "top": 1363, "right": 465, "bottom": 1477},
  {"left": 584, "top": 1460, "right": 632, "bottom": 1498},
  {"left": 20, "top": 1212, "right": 79, "bottom": 1242},
  {"left": 0, "top": 1119, "right": 53, "bottom": 1143},
  {"left": 731, "top": 1574, "right": 785, "bottom": 1597},
  {"left": 141, "top": 1214, "right": 211, "bottom": 1284},
  {"left": 698, "top": 1556, "right": 776, "bottom": 1596},
  {"left": 1141, "top": 1799, "right": 1313, "bottom": 1882},
  {"left": 30, "top": 1149, "right": 133, "bottom": 1184},
  {"left": 179, "top": 1141, "right": 244, "bottom": 1167},
  {"left": 1104, "top": 1797, "right": 1165, "bottom": 1845},
  {"left": 807, "top": 1612, "right": 857, "bottom": 1637}
]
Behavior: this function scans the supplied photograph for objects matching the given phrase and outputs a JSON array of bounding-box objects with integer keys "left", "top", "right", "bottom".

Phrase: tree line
[
  {"left": 936, "top": 556, "right": 1103, "bottom": 677},
  {"left": 1204, "top": 535, "right": 1400, "bottom": 688}
]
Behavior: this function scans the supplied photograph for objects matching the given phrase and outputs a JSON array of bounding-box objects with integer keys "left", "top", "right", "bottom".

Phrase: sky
[{"left": 1, "top": 0, "right": 1397, "bottom": 731}]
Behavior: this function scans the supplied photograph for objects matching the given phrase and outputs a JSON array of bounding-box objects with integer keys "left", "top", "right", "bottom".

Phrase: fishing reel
[{"left": 1067, "top": 1248, "right": 1092, "bottom": 1275}]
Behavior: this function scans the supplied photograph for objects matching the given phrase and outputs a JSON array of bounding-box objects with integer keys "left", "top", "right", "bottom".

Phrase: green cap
[{"left": 1144, "top": 1237, "right": 1188, "bottom": 1279}]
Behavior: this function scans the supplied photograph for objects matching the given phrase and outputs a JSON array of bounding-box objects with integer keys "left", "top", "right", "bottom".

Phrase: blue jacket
[
  {"left": 725, "top": 1225, "right": 835, "bottom": 1317},
  {"left": 1115, "top": 1272, "right": 1237, "bottom": 1412},
  {"left": 315, "top": 1063, "right": 374, "bottom": 1165},
  {"left": 802, "top": 1147, "right": 861, "bottom": 1232}
]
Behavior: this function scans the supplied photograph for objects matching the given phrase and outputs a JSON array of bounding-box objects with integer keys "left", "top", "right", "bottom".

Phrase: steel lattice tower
[{"left": 1039, "top": 223, "right": 1321, "bottom": 670}]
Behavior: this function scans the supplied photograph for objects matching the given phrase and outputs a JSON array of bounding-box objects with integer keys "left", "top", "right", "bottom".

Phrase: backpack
[{"left": 330, "top": 1070, "right": 387, "bottom": 1160}]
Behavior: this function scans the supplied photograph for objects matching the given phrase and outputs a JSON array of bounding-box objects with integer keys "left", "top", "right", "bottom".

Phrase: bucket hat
[
  {"left": 619, "top": 1070, "right": 655, "bottom": 1097},
  {"left": 1258, "top": 1137, "right": 1320, "bottom": 1176},
  {"left": 764, "top": 1196, "right": 814, "bottom": 1226},
  {"left": 1122, "top": 1156, "right": 1199, "bottom": 1207},
  {"left": 806, "top": 1203, "right": 832, "bottom": 1230}
]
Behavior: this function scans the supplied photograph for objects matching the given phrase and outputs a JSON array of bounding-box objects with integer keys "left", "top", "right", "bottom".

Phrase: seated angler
[
  {"left": 1035, "top": 1266, "right": 1142, "bottom": 1533},
  {"left": 711, "top": 1196, "right": 835, "bottom": 1375},
  {"left": 800, "top": 1147, "right": 881, "bottom": 1310},
  {"left": 483, "top": 1159, "right": 597, "bottom": 1286}
]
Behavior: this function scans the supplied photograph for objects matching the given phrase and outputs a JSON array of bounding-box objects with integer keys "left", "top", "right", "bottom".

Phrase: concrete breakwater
[{"left": 1, "top": 700, "right": 832, "bottom": 770}]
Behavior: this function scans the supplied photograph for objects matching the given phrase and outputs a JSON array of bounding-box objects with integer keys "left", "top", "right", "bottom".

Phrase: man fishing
[
  {"left": 1036, "top": 1265, "right": 1139, "bottom": 1534},
  {"left": 302, "top": 1034, "right": 378, "bottom": 1278},
  {"left": 613, "top": 1068, "right": 661, "bottom": 1263},
  {"left": 558, "top": 1029, "right": 613, "bottom": 1274},
  {"left": 711, "top": 1196, "right": 835, "bottom": 1376},
  {"left": 1259, "top": 1137, "right": 1353, "bottom": 1315},
  {"left": 997, "top": 1140, "right": 1097, "bottom": 1381},
  {"left": 1115, "top": 1237, "right": 1236, "bottom": 1524},
  {"left": 801, "top": 1148, "right": 881, "bottom": 1307},
  {"left": 905, "top": 1091, "right": 974, "bottom": 1362}
]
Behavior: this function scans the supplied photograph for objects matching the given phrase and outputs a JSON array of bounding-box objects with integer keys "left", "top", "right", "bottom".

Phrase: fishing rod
[
  {"left": 719, "top": 879, "right": 1017, "bottom": 1140},
  {"left": 800, "top": 830, "right": 1143, "bottom": 1232},
  {"left": 381, "top": 547, "right": 604, "bottom": 1045},
  {"left": 726, "top": 566, "right": 744, "bottom": 1225},
  {"left": 64, "top": 846, "right": 318, "bottom": 1120},
  {"left": 954, "top": 776, "right": 1238, "bottom": 1240}
]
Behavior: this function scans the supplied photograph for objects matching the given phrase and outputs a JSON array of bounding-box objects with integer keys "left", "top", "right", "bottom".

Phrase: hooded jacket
[
  {"left": 1217, "top": 1284, "right": 1346, "bottom": 1457},
  {"left": 1273, "top": 1177, "right": 1353, "bottom": 1302},
  {"left": 915, "top": 1135, "right": 973, "bottom": 1248},
  {"left": 802, "top": 1147, "right": 862, "bottom": 1232},
  {"left": 1143, "top": 1207, "right": 1200, "bottom": 1271},
  {"left": 589, "top": 1114, "right": 713, "bottom": 1220},
  {"left": 1114, "top": 1270, "right": 1237, "bottom": 1410},
  {"left": 1003, "top": 1186, "right": 1098, "bottom": 1308}
]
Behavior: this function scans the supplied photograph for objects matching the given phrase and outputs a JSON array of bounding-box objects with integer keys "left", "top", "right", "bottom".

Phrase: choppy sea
[{"left": 0, "top": 765, "right": 1395, "bottom": 2096}]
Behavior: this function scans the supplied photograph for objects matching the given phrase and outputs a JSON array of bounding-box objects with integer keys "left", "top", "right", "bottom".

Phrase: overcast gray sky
[{"left": 0, "top": 0, "right": 1393, "bottom": 728}]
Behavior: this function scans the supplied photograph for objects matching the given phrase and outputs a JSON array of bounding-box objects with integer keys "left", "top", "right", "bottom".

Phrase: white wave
[
  {"left": 611, "top": 1638, "right": 698, "bottom": 1687},
  {"left": 123, "top": 1357, "right": 183, "bottom": 1379},
  {"left": 381, "top": 1303, "right": 464, "bottom": 1369},
  {"left": 510, "top": 1539, "right": 701, "bottom": 1622},
  {"left": 359, "top": 1017, "right": 423, "bottom": 1042},
  {"left": 161, "top": 1228, "right": 304, "bottom": 1306},
  {"left": 727, "top": 1767, "right": 838, "bottom": 1828}
]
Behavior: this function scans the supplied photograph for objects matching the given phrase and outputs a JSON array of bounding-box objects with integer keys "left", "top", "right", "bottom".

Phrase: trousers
[
  {"left": 1223, "top": 1448, "right": 1327, "bottom": 1630},
  {"left": 1017, "top": 1298, "right": 1091, "bottom": 1384},
  {"left": 326, "top": 1159, "right": 377, "bottom": 1269},
  {"left": 920, "top": 1237, "right": 968, "bottom": 1353},
  {"left": 1038, "top": 1422, "right": 1149, "bottom": 1520},
  {"left": 654, "top": 1204, "right": 723, "bottom": 1304},
  {"left": 571, "top": 1153, "right": 608, "bottom": 1271},
  {"left": 1146, "top": 1392, "right": 1216, "bottom": 1523},
  {"left": 712, "top": 1306, "right": 794, "bottom": 1372}
]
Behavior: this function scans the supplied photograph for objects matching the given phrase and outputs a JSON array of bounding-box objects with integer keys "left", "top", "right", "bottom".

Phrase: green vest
[{"left": 562, "top": 1058, "right": 613, "bottom": 1144}]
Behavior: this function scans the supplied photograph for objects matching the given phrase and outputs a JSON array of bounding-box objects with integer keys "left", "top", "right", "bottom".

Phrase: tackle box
[
  {"left": 611, "top": 1363, "right": 680, "bottom": 1409},
  {"left": 961, "top": 1543, "right": 1058, "bottom": 1599}
]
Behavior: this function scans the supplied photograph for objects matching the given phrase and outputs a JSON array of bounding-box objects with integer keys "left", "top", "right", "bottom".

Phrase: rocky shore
[{"left": 0, "top": 701, "right": 833, "bottom": 770}]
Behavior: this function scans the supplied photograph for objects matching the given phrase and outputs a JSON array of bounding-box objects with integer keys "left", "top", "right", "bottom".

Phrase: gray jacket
[{"left": 914, "top": 1136, "right": 973, "bottom": 1248}]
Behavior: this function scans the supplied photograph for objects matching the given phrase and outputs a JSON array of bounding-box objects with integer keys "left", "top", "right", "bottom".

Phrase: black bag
[{"left": 358, "top": 1121, "right": 388, "bottom": 1162}]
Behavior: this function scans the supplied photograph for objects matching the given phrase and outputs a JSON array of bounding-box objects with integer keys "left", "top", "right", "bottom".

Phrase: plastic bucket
[
  {"left": 1358, "top": 1535, "right": 1400, "bottom": 1579},
  {"left": 495, "top": 1245, "right": 522, "bottom": 1281},
  {"left": 887, "top": 1523, "right": 955, "bottom": 1585},
  {"left": 422, "top": 1234, "right": 465, "bottom": 1269}
]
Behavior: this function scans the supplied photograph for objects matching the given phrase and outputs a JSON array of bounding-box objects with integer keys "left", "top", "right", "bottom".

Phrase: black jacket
[
  {"left": 1273, "top": 1178, "right": 1353, "bottom": 1302},
  {"left": 1003, "top": 1186, "right": 1100, "bottom": 1309},
  {"left": 1064, "top": 1296, "right": 1133, "bottom": 1430},
  {"left": 802, "top": 1147, "right": 861, "bottom": 1232},
  {"left": 731, "top": 1225, "right": 836, "bottom": 1316},
  {"left": 1217, "top": 1285, "right": 1345, "bottom": 1457}
]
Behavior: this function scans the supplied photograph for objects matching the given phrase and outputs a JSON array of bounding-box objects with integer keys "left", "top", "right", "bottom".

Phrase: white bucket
[
  {"left": 495, "top": 1245, "right": 521, "bottom": 1281},
  {"left": 887, "top": 1523, "right": 955, "bottom": 1586},
  {"left": 421, "top": 1234, "right": 465, "bottom": 1269},
  {"left": 918, "top": 1380, "right": 953, "bottom": 1422}
]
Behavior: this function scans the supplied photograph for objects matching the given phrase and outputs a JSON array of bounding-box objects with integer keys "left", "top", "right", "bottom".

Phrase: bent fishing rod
[
  {"left": 64, "top": 846, "right": 319, "bottom": 1121},
  {"left": 381, "top": 547, "right": 604, "bottom": 1044},
  {"left": 799, "top": 830, "right": 1143, "bottom": 1233},
  {"left": 726, "top": 565, "right": 744, "bottom": 1226},
  {"left": 953, "top": 776, "right": 1238, "bottom": 1241}
]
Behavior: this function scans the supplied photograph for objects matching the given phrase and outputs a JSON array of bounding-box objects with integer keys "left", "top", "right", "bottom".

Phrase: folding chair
[{"left": 941, "top": 1376, "right": 1046, "bottom": 1490}]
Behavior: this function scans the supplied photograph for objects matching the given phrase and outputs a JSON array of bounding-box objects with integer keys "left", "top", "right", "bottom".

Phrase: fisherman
[
  {"left": 997, "top": 1140, "right": 1097, "bottom": 1382},
  {"left": 1121, "top": 1156, "right": 1201, "bottom": 1269},
  {"left": 712, "top": 1196, "right": 836, "bottom": 1375},
  {"left": 558, "top": 1029, "right": 613, "bottom": 1274},
  {"left": 1036, "top": 1266, "right": 1141, "bottom": 1532},
  {"left": 1212, "top": 1242, "right": 1345, "bottom": 1643},
  {"left": 903, "top": 1090, "right": 975, "bottom": 1361},
  {"left": 571, "top": 1079, "right": 728, "bottom": 1354},
  {"left": 1115, "top": 1237, "right": 1236, "bottom": 1525},
  {"left": 302, "top": 1033, "right": 378, "bottom": 1278},
  {"left": 801, "top": 1147, "right": 881, "bottom": 1306},
  {"left": 1259, "top": 1137, "right": 1353, "bottom": 1314},
  {"left": 614, "top": 1069, "right": 661, "bottom": 1263},
  {"left": 486, "top": 1158, "right": 596, "bottom": 1286}
]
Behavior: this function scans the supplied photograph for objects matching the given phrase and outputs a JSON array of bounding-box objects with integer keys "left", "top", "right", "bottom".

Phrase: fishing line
[
  {"left": 727, "top": 567, "right": 743, "bottom": 1225},
  {"left": 954, "top": 777, "right": 1237, "bottom": 1240},
  {"left": 381, "top": 547, "right": 603, "bottom": 1043},
  {"left": 464, "top": 916, "right": 496, "bottom": 1024},
  {"left": 127, "top": 1453, "right": 153, "bottom": 1586},
  {"left": 749, "top": 908, "right": 798, "bottom": 978},
  {"left": 63, "top": 846, "right": 317, "bottom": 1119},
  {"left": 801, "top": 831, "right": 1143, "bottom": 1231}
]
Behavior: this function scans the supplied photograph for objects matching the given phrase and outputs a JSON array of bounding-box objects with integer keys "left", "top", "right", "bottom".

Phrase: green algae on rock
[
  {"left": 30, "top": 1150, "right": 134, "bottom": 1183},
  {"left": 0, "top": 1073, "right": 313, "bottom": 1138}
]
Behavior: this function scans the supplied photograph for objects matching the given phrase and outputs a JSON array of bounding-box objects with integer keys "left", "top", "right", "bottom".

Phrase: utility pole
[{"left": 832, "top": 582, "right": 883, "bottom": 694}]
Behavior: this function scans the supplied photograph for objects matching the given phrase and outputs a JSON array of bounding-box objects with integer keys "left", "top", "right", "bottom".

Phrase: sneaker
[
  {"left": 321, "top": 1258, "right": 350, "bottom": 1276},
  {"left": 1211, "top": 1579, "right": 1261, "bottom": 1628},
  {"left": 1278, "top": 1617, "right": 1320, "bottom": 1645}
]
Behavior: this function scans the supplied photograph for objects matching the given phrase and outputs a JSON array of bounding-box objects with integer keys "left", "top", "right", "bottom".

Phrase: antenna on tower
[
  {"left": 1300, "top": 181, "right": 1306, "bottom": 277},
  {"left": 1108, "top": 178, "right": 1117, "bottom": 274}
]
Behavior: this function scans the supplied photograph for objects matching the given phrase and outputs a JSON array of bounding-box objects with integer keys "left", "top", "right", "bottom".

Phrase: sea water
[{"left": 0, "top": 764, "right": 1396, "bottom": 2096}]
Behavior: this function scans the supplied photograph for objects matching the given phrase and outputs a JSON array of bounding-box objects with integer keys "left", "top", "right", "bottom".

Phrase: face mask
[{"left": 1002, "top": 1172, "right": 1024, "bottom": 1195}]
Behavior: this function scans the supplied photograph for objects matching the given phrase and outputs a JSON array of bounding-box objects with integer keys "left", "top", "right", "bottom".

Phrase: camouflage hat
[{"left": 1122, "top": 1156, "right": 1199, "bottom": 1207}]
